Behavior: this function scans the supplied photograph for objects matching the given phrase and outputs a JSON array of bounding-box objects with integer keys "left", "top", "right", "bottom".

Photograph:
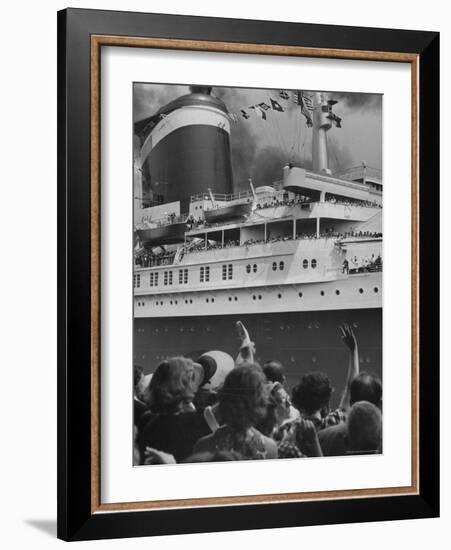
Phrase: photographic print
[{"left": 132, "top": 83, "right": 383, "bottom": 466}]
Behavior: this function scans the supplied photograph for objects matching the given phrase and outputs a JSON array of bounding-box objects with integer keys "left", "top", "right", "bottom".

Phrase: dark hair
[
  {"left": 263, "top": 360, "right": 285, "bottom": 384},
  {"left": 292, "top": 372, "right": 333, "bottom": 415},
  {"left": 350, "top": 372, "right": 382, "bottom": 407},
  {"left": 148, "top": 357, "right": 197, "bottom": 414},
  {"left": 219, "top": 364, "right": 268, "bottom": 431},
  {"left": 347, "top": 401, "right": 382, "bottom": 452},
  {"left": 133, "top": 364, "right": 144, "bottom": 388}
]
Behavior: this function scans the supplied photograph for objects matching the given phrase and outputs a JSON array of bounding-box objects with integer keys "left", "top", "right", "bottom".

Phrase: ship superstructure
[{"left": 133, "top": 86, "right": 383, "bottom": 389}]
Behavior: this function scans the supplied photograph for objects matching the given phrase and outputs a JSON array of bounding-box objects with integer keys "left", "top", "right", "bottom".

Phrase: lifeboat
[
  {"left": 137, "top": 221, "right": 187, "bottom": 247},
  {"left": 203, "top": 202, "right": 252, "bottom": 224}
]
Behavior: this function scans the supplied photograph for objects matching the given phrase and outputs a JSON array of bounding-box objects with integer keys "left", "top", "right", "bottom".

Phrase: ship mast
[{"left": 312, "top": 92, "right": 333, "bottom": 175}]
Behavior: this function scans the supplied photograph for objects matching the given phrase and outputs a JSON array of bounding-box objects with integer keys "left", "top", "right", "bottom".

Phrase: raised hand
[
  {"left": 338, "top": 323, "right": 360, "bottom": 411},
  {"left": 236, "top": 320, "right": 251, "bottom": 348},
  {"left": 340, "top": 323, "right": 357, "bottom": 352},
  {"left": 235, "top": 320, "right": 256, "bottom": 365}
]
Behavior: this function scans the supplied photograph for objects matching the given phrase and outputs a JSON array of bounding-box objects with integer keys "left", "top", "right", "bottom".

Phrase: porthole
[
  {"left": 234, "top": 296, "right": 238, "bottom": 301},
  {"left": 253, "top": 295, "right": 256, "bottom": 300},
  {"left": 279, "top": 261, "right": 285, "bottom": 271},
  {"left": 336, "top": 290, "right": 340, "bottom": 295},
  {"left": 272, "top": 262, "right": 277, "bottom": 271},
  {"left": 359, "top": 288, "right": 364, "bottom": 294},
  {"left": 298, "top": 292, "right": 303, "bottom": 298},
  {"left": 246, "top": 264, "right": 251, "bottom": 273},
  {"left": 302, "top": 259, "right": 308, "bottom": 269},
  {"left": 211, "top": 298, "right": 215, "bottom": 303},
  {"left": 228, "top": 297, "right": 232, "bottom": 302},
  {"left": 253, "top": 264, "right": 257, "bottom": 273},
  {"left": 206, "top": 298, "right": 209, "bottom": 303},
  {"left": 258, "top": 295, "right": 262, "bottom": 300},
  {"left": 190, "top": 299, "right": 193, "bottom": 304},
  {"left": 311, "top": 259, "right": 317, "bottom": 268},
  {"left": 320, "top": 290, "right": 325, "bottom": 296},
  {"left": 278, "top": 293, "right": 282, "bottom": 299},
  {"left": 374, "top": 287, "right": 379, "bottom": 293},
  {"left": 185, "top": 300, "right": 188, "bottom": 304}
]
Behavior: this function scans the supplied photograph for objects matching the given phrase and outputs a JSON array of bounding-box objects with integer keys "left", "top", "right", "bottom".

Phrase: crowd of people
[
  {"left": 181, "top": 230, "right": 383, "bottom": 257},
  {"left": 133, "top": 322, "right": 383, "bottom": 465},
  {"left": 343, "top": 253, "right": 383, "bottom": 274},
  {"left": 255, "top": 195, "right": 382, "bottom": 211},
  {"left": 136, "top": 250, "right": 176, "bottom": 268}
]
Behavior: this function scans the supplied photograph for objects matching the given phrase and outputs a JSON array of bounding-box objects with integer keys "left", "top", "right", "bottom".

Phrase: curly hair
[
  {"left": 147, "top": 356, "right": 197, "bottom": 414},
  {"left": 218, "top": 364, "right": 268, "bottom": 431},
  {"left": 292, "top": 372, "right": 333, "bottom": 415}
]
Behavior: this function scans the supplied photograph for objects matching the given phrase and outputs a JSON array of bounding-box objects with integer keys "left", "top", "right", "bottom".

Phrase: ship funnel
[
  {"left": 189, "top": 85, "right": 212, "bottom": 95},
  {"left": 136, "top": 86, "right": 233, "bottom": 211}
]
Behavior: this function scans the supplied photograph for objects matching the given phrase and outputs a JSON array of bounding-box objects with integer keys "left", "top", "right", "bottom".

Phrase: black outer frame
[{"left": 57, "top": 8, "right": 439, "bottom": 542}]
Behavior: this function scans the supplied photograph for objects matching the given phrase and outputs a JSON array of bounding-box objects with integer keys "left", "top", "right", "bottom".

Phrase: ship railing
[
  {"left": 348, "top": 263, "right": 383, "bottom": 274},
  {"left": 190, "top": 190, "right": 253, "bottom": 203},
  {"left": 139, "top": 212, "right": 190, "bottom": 229},
  {"left": 255, "top": 197, "right": 381, "bottom": 212},
  {"left": 183, "top": 231, "right": 383, "bottom": 255},
  {"left": 134, "top": 252, "right": 177, "bottom": 268},
  {"left": 336, "top": 165, "right": 383, "bottom": 183}
]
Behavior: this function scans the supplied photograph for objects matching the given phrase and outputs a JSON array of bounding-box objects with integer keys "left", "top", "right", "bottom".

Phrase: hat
[{"left": 197, "top": 350, "right": 235, "bottom": 390}]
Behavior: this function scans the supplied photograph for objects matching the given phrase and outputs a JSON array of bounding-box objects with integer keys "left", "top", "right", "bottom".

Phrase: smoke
[
  {"left": 134, "top": 84, "right": 381, "bottom": 189},
  {"left": 329, "top": 92, "right": 382, "bottom": 111},
  {"left": 250, "top": 146, "right": 287, "bottom": 187},
  {"left": 213, "top": 87, "right": 260, "bottom": 190},
  {"left": 327, "top": 135, "right": 354, "bottom": 174},
  {"left": 133, "top": 83, "right": 188, "bottom": 121}
]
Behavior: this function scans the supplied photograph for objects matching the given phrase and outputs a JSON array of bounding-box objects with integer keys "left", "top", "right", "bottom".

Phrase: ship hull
[{"left": 134, "top": 307, "right": 382, "bottom": 409}]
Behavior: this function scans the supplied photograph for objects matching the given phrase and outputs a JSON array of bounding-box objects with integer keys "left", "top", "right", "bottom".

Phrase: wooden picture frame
[{"left": 57, "top": 8, "right": 439, "bottom": 541}]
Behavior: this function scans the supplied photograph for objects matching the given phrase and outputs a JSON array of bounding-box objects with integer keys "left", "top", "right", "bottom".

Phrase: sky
[{"left": 133, "top": 83, "right": 382, "bottom": 190}]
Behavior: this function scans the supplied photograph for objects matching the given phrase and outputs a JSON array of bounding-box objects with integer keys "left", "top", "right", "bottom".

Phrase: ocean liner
[{"left": 133, "top": 86, "right": 383, "bottom": 396}]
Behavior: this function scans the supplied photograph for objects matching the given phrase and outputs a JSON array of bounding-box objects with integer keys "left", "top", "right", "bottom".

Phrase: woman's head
[
  {"left": 256, "top": 382, "right": 291, "bottom": 436},
  {"left": 219, "top": 364, "right": 268, "bottom": 431},
  {"left": 292, "top": 372, "right": 333, "bottom": 416},
  {"left": 346, "top": 401, "right": 382, "bottom": 452},
  {"left": 147, "top": 356, "right": 199, "bottom": 414}
]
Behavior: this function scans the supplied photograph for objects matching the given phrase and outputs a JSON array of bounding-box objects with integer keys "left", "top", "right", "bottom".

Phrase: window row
[
  {"left": 137, "top": 260, "right": 329, "bottom": 288},
  {"left": 302, "top": 259, "right": 317, "bottom": 269},
  {"left": 137, "top": 286, "right": 380, "bottom": 305}
]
